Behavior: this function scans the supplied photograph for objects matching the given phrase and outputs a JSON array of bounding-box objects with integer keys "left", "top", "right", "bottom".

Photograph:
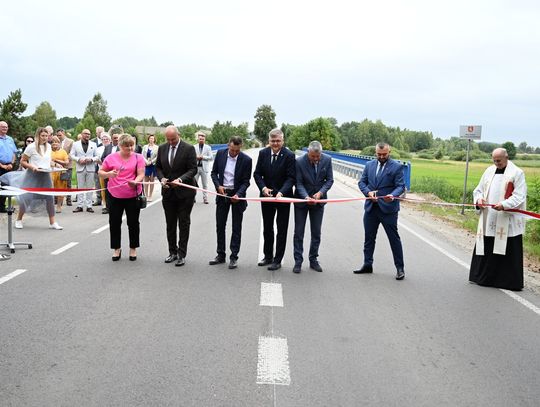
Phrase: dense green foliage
[
  {"left": 208, "top": 121, "right": 249, "bottom": 144},
  {"left": 0, "top": 89, "right": 29, "bottom": 139},
  {"left": 84, "top": 92, "right": 111, "bottom": 129},
  {"left": 31, "top": 101, "right": 57, "bottom": 128},
  {"left": 253, "top": 105, "right": 276, "bottom": 145},
  {"left": 287, "top": 117, "right": 342, "bottom": 151}
]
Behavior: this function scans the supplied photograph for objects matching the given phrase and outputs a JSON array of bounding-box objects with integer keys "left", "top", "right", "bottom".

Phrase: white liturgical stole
[{"left": 474, "top": 161, "right": 527, "bottom": 255}]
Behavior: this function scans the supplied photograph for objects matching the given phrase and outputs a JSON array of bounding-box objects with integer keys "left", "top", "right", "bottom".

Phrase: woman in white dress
[{"left": 15, "top": 127, "right": 63, "bottom": 230}]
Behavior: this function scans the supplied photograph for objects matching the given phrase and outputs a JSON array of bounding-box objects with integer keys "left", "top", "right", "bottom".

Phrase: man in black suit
[
  {"left": 209, "top": 136, "right": 252, "bottom": 269},
  {"left": 253, "top": 128, "right": 296, "bottom": 271},
  {"left": 156, "top": 125, "right": 198, "bottom": 267}
]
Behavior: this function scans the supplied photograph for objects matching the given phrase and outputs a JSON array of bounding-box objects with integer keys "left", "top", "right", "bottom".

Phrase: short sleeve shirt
[{"left": 0, "top": 135, "right": 17, "bottom": 164}]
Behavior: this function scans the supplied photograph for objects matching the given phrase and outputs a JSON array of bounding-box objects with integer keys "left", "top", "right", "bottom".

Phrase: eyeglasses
[{"left": 26, "top": 140, "right": 34, "bottom": 143}]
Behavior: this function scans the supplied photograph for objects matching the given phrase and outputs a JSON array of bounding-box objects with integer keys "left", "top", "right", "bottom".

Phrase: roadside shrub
[
  {"left": 525, "top": 177, "right": 540, "bottom": 244},
  {"left": 450, "top": 150, "right": 466, "bottom": 161},
  {"left": 412, "top": 176, "right": 472, "bottom": 203},
  {"left": 418, "top": 152, "right": 434, "bottom": 159},
  {"left": 362, "top": 146, "right": 375, "bottom": 156}
]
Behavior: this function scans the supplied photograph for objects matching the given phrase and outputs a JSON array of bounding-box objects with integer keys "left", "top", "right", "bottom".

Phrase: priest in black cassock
[{"left": 469, "top": 148, "right": 527, "bottom": 291}]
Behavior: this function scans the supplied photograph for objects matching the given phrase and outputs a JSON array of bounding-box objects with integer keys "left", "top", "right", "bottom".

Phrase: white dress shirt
[{"left": 223, "top": 153, "right": 237, "bottom": 188}]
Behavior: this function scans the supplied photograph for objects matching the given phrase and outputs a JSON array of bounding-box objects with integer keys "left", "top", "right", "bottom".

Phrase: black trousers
[
  {"left": 162, "top": 197, "right": 194, "bottom": 258},
  {"left": 109, "top": 195, "right": 141, "bottom": 249},
  {"left": 215, "top": 194, "right": 247, "bottom": 260},
  {"left": 261, "top": 201, "right": 291, "bottom": 263}
]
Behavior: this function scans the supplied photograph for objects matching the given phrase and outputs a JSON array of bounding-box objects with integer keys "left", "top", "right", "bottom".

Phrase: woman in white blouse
[{"left": 15, "top": 127, "right": 63, "bottom": 230}]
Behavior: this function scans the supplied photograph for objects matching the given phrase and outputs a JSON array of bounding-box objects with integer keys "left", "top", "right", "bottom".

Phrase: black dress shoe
[
  {"left": 73, "top": 207, "right": 83, "bottom": 213},
  {"left": 396, "top": 268, "right": 405, "bottom": 280},
  {"left": 112, "top": 249, "right": 122, "bottom": 261},
  {"left": 164, "top": 254, "right": 178, "bottom": 263},
  {"left": 86, "top": 207, "right": 94, "bottom": 213},
  {"left": 129, "top": 255, "right": 137, "bottom": 261},
  {"left": 353, "top": 264, "right": 373, "bottom": 274},
  {"left": 209, "top": 256, "right": 225, "bottom": 265},
  {"left": 268, "top": 263, "right": 281, "bottom": 271},
  {"left": 228, "top": 259, "right": 238, "bottom": 269},
  {"left": 175, "top": 257, "right": 185, "bottom": 267},
  {"left": 102, "top": 208, "right": 109, "bottom": 214},
  {"left": 310, "top": 262, "right": 323, "bottom": 272},
  {"left": 292, "top": 264, "right": 301, "bottom": 273},
  {"left": 258, "top": 258, "right": 272, "bottom": 266}
]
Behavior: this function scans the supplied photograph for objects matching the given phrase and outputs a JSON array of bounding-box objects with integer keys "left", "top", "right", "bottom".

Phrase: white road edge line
[
  {"left": 257, "top": 336, "right": 291, "bottom": 385},
  {"left": 0, "top": 269, "right": 27, "bottom": 286},
  {"left": 260, "top": 282, "right": 284, "bottom": 307},
  {"left": 51, "top": 242, "right": 79, "bottom": 255},
  {"left": 91, "top": 197, "right": 162, "bottom": 234},
  {"left": 334, "top": 179, "right": 540, "bottom": 317}
]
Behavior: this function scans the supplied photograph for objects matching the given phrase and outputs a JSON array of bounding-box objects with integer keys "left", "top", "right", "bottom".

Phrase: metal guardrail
[{"left": 301, "top": 148, "right": 412, "bottom": 190}]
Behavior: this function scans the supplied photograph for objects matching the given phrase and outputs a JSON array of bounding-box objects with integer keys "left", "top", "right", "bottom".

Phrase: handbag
[
  {"left": 59, "top": 168, "right": 72, "bottom": 181},
  {"left": 134, "top": 156, "right": 147, "bottom": 209}
]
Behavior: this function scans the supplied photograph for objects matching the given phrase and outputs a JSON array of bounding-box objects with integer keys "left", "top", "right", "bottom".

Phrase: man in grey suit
[
  {"left": 292, "top": 141, "right": 334, "bottom": 273},
  {"left": 193, "top": 131, "right": 213, "bottom": 204},
  {"left": 70, "top": 129, "right": 99, "bottom": 212}
]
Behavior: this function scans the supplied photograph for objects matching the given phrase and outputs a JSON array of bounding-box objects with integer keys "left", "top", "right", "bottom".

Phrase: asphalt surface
[{"left": 1, "top": 149, "right": 540, "bottom": 406}]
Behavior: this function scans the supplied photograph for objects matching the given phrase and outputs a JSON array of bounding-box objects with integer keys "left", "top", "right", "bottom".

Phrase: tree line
[{"left": 2, "top": 90, "right": 537, "bottom": 158}]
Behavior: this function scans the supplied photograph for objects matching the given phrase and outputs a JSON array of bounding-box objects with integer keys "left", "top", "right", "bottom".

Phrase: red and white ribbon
[{"left": 3, "top": 182, "right": 539, "bottom": 220}]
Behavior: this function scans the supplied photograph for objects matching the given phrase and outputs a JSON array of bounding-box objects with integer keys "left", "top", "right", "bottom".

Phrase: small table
[{"left": 0, "top": 190, "right": 32, "bottom": 253}]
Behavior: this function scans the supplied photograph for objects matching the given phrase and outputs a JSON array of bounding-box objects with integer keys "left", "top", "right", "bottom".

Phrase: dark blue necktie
[{"left": 376, "top": 163, "right": 384, "bottom": 181}]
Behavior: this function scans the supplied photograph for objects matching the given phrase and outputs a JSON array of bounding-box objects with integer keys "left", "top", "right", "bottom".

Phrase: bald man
[{"left": 469, "top": 148, "right": 527, "bottom": 291}]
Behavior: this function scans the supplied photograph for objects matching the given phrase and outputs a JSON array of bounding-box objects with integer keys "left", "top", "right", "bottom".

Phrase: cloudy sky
[{"left": 2, "top": 0, "right": 539, "bottom": 145}]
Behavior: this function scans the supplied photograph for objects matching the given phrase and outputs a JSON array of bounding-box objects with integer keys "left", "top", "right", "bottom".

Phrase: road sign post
[{"left": 459, "top": 125, "right": 482, "bottom": 215}]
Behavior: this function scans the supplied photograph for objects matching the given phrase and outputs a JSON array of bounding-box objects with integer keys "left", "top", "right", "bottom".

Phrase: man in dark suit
[
  {"left": 209, "top": 136, "right": 252, "bottom": 269},
  {"left": 293, "top": 141, "right": 334, "bottom": 273},
  {"left": 354, "top": 142, "right": 406, "bottom": 280},
  {"left": 253, "top": 128, "right": 296, "bottom": 271},
  {"left": 156, "top": 125, "right": 198, "bottom": 267}
]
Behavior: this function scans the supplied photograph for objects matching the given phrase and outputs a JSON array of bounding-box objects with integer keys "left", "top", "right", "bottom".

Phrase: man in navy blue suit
[
  {"left": 209, "top": 136, "right": 252, "bottom": 269},
  {"left": 354, "top": 142, "right": 406, "bottom": 280},
  {"left": 254, "top": 128, "right": 296, "bottom": 271},
  {"left": 292, "top": 141, "right": 334, "bottom": 273}
]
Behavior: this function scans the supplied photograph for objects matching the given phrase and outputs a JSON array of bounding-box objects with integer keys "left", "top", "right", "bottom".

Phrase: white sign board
[{"left": 459, "top": 125, "right": 482, "bottom": 140}]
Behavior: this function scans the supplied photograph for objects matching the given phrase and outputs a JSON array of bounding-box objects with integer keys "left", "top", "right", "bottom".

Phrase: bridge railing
[{"left": 300, "top": 149, "right": 412, "bottom": 191}]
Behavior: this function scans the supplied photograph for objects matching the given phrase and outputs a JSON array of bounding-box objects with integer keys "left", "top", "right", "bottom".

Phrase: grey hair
[
  {"left": 165, "top": 125, "right": 179, "bottom": 135},
  {"left": 268, "top": 128, "right": 284, "bottom": 139},
  {"left": 195, "top": 131, "right": 206, "bottom": 138},
  {"left": 308, "top": 141, "right": 322, "bottom": 153},
  {"left": 376, "top": 142, "right": 390, "bottom": 150}
]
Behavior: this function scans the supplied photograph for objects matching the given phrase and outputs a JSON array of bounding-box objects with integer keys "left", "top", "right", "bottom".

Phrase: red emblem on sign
[{"left": 468, "top": 126, "right": 474, "bottom": 132}]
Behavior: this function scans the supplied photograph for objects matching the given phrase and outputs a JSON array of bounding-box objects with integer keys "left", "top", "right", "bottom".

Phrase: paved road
[{"left": 1, "top": 149, "right": 539, "bottom": 406}]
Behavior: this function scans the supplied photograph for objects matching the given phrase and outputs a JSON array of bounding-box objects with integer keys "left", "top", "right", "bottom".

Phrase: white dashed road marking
[
  {"left": 257, "top": 336, "right": 291, "bottom": 385},
  {"left": 0, "top": 269, "right": 27, "bottom": 286},
  {"left": 260, "top": 282, "right": 284, "bottom": 307},
  {"left": 51, "top": 242, "right": 79, "bottom": 255}
]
